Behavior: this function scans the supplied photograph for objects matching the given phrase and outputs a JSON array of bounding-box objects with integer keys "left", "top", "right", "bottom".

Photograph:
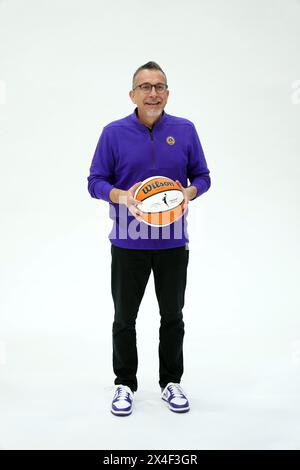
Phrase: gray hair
[{"left": 132, "top": 61, "right": 167, "bottom": 89}]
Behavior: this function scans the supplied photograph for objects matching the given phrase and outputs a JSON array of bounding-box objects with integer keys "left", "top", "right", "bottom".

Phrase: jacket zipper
[{"left": 148, "top": 128, "right": 156, "bottom": 169}]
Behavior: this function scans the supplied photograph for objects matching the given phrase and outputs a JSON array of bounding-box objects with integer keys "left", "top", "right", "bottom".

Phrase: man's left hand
[{"left": 175, "top": 180, "right": 191, "bottom": 212}]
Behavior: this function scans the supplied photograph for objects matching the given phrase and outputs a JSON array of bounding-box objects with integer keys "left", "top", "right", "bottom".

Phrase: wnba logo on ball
[{"left": 166, "top": 136, "right": 175, "bottom": 145}]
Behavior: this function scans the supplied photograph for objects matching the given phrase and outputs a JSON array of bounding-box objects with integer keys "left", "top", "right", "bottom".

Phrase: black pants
[{"left": 111, "top": 244, "right": 189, "bottom": 393}]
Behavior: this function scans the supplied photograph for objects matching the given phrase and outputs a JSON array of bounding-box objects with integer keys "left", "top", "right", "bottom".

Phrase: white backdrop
[{"left": 0, "top": 0, "right": 300, "bottom": 450}]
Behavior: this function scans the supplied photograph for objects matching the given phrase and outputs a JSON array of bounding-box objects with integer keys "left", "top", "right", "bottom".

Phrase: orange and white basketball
[{"left": 134, "top": 176, "right": 185, "bottom": 227}]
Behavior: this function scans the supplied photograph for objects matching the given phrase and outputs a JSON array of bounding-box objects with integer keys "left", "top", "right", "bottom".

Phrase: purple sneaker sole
[{"left": 111, "top": 408, "right": 132, "bottom": 416}]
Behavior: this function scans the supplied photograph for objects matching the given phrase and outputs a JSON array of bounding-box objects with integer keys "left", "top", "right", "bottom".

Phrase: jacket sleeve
[
  {"left": 187, "top": 123, "right": 211, "bottom": 200},
  {"left": 87, "top": 128, "right": 115, "bottom": 203}
]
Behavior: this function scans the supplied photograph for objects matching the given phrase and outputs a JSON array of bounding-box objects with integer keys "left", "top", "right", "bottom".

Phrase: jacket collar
[{"left": 131, "top": 107, "right": 167, "bottom": 131}]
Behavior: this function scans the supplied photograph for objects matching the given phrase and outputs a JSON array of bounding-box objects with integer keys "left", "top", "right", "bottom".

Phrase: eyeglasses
[{"left": 133, "top": 82, "right": 168, "bottom": 94}]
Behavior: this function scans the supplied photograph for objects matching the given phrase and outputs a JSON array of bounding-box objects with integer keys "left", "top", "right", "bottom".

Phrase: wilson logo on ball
[
  {"left": 134, "top": 176, "right": 185, "bottom": 227},
  {"left": 142, "top": 180, "right": 175, "bottom": 194}
]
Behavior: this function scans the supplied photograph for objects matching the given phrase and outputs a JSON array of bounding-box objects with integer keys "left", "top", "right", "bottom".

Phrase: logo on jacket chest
[{"left": 166, "top": 136, "right": 176, "bottom": 145}]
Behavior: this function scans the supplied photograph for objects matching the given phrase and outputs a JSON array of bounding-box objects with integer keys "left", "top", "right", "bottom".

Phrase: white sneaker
[
  {"left": 161, "top": 382, "right": 190, "bottom": 413},
  {"left": 111, "top": 385, "right": 134, "bottom": 416}
]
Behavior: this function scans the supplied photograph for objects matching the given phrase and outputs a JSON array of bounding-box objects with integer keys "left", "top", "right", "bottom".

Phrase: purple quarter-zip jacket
[{"left": 87, "top": 107, "right": 211, "bottom": 250}]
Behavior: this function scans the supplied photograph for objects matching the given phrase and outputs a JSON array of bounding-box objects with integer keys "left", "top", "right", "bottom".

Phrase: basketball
[{"left": 133, "top": 176, "right": 185, "bottom": 227}]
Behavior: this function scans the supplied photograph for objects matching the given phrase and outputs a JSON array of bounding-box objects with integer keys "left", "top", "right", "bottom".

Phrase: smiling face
[{"left": 129, "top": 69, "right": 169, "bottom": 127}]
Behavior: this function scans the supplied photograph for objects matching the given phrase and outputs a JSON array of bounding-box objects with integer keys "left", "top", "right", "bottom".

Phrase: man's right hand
[
  {"left": 125, "top": 181, "right": 143, "bottom": 222},
  {"left": 109, "top": 181, "right": 143, "bottom": 222}
]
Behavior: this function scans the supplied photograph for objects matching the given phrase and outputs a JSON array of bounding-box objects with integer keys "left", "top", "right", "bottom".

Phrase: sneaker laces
[
  {"left": 168, "top": 383, "right": 185, "bottom": 398},
  {"left": 115, "top": 386, "right": 131, "bottom": 401}
]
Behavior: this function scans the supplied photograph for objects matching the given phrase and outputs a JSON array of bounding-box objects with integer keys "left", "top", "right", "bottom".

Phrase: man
[{"left": 87, "top": 61, "right": 211, "bottom": 416}]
